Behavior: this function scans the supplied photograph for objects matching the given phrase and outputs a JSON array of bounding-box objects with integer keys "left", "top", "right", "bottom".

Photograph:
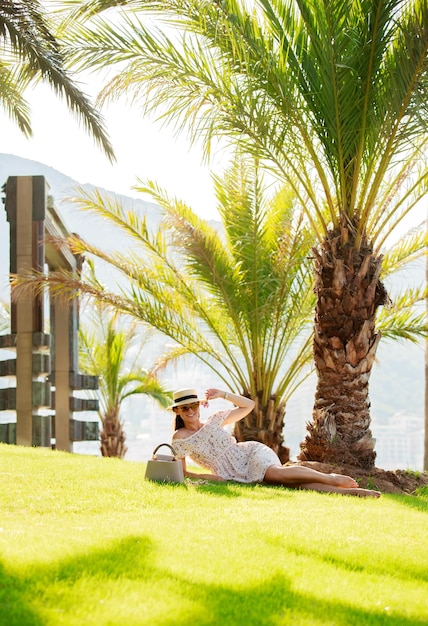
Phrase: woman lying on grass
[{"left": 171, "top": 387, "right": 381, "bottom": 498}]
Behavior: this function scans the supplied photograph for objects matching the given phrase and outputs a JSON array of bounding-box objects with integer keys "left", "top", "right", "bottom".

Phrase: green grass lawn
[{"left": 0, "top": 444, "right": 427, "bottom": 626}]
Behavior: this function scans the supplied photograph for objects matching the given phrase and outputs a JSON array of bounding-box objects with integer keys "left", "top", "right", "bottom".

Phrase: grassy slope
[{"left": 0, "top": 444, "right": 427, "bottom": 626}]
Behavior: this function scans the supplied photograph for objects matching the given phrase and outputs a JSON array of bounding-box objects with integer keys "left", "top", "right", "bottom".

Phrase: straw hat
[{"left": 169, "top": 388, "right": 205, "bottom": 409}]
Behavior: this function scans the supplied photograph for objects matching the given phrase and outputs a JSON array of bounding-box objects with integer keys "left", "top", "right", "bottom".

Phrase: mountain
[
  {"left": 0, "top": 153, "right": 76, "bottom": 194},
  {"left": 0, "top": 152, "right": 162, "bottom": 248},
  {"left": 0, "top": 153, "right": 425, "bottom": 469}
]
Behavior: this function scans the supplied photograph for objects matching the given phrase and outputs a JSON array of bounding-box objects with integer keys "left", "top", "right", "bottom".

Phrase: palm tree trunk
[
  {"left": 299, "top": 214, "right": 388, "bottom": 469},
  {"left": 100, "top": 407, "right": 128, "bottom": 459},
  {"left": 233, "top": 394, "right": 290, "bottom": 463}
]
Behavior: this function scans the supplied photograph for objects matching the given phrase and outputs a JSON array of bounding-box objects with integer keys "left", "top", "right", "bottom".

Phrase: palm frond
[
  {"left": 13, "top": 150, "right": 318, "bottom": 411},
  {"left": 55, "top": 0, "right": 428, "bottom": 248},
  {"left": 0, "top": 62, "right": 32, "bottom": 134},
  {"left": 78, "top": 298, "right": 171, "bottom": 415},
  {"left": 0, "top": 0, "right": 115, "bottom": 158},
  {"left": 381, "top": 223, "right": 428, "bottom": 277},
  {"left": 376, "top": 285, "right": 428, "bottom": 343}
]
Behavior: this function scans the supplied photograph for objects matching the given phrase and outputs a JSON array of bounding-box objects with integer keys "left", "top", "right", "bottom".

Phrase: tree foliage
[
  {"left": 0, "top": 0, "right": 114, "bottom": 158},
  {"left": 56, "top": 0, "right": 428, "bottom": 249}
]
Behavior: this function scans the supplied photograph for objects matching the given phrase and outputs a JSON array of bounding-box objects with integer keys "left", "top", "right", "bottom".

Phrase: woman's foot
[
  {"left": 330, "top": 473, "right": 359, "bottom": 488},
  {"left": 329, "top": 474, "right": 381, "bottom": 496}
]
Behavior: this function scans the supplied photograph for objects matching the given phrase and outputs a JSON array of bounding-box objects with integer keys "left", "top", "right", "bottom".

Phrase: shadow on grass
[
  {"left": 384, "top": 492, "right": 428, "bottom": 513},
  {"left": 0, "top": 536, "right": 155, "bottom": 626},
  {"left": 285, "top": 542, "right": 428, "bottom": 585},
  {"left": 203, "top": 484, "right": 428, "bottom": 513},
  {"left": 188, "top": 480, "right": 298, "bottom": 499},
  {"left": 0, "top": 535, "right": 426, "bottom": 626},
  {"left": 179, "top": 576, "right": 427, "bottom": 626},
  {"left": 147, "top": 480, "right": 248, "bottom": 498},
  {"left": 188, "top": 481, "right": 245, "bottom": 497},
  {"left": 0, "top": 562, "right": 45, "bottom": 626}
]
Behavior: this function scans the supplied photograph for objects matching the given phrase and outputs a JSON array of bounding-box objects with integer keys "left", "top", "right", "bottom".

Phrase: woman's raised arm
[{"left": 205, "top": 388, "right": 255, "bottom": 425}]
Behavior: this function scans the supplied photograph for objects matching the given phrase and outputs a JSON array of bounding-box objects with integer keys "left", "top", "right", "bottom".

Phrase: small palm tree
[
  {"left": 79, "top": 297, "right": 172, "bottom": 458},
  {"left": 0, "top": 0, "right": 114, "bottom": 158}
]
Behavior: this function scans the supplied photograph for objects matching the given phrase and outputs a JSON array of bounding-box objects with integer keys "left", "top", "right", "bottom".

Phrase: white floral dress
[{"left": 172, "top": 410, "right": 280, "bottom": 483}]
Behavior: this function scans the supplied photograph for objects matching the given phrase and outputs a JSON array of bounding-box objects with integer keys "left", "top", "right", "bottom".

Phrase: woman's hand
[
  {"left": 205, "top": 387, "right": 255, "bottom": 424},
  {"left": 205, "top": 388, "right": 225, "bottom": 400}
]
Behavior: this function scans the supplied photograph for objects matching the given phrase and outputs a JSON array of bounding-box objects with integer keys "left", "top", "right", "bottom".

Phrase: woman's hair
[{"left": 174, "top": 414, "right": 185, "bottom": 430}]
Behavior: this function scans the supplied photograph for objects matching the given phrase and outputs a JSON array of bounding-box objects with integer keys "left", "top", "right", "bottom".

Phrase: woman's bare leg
[
  {"left": 264, "top": 464, "right": 358, "bottom": 487},
  {"left": 264, "top": 465, "right": 381, "bottom": 497}
]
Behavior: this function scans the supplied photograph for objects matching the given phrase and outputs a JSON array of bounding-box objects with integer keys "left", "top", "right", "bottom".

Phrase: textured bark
[
  {"left": 299, "top": 214, "right": 388, "bottom": 469},
  {"left": 233, "top": 394, "right": 290, "bottom": 463},
  {"left": 100, "top": 407, "right": 128, "bottom": 459}
]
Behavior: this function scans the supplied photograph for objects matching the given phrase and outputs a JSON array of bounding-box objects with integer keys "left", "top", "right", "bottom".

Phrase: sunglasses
[{"left": 179, "top": 402, "right": 200, "bottom": 412}]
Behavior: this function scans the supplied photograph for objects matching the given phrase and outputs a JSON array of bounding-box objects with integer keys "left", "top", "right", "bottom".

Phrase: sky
[{"left": 0, "top": 80, "right": 223, "bottom": 220}]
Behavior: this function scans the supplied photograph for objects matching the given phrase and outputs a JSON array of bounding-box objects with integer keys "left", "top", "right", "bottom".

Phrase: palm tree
[
  {"left": 0, "top": 0, "right": 114, "bottom": 159},
  {"left": 78, "top": 296, "right": 172, "bottom": 458},
  {"left": 28, "top": 157, "right": 317, "bottom": 462},
  {"left": 56, "top": 0, "right": 428, "bottom": 469}
]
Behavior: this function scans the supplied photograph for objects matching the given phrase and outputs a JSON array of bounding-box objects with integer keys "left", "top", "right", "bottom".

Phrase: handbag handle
[{"left": 152, "top": 443, "right": 178, "bottom": 459}]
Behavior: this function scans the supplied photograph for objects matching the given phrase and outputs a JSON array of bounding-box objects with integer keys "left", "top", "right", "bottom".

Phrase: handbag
[{"left": 144, "top": 443, "right": 184, "bottom": 484}]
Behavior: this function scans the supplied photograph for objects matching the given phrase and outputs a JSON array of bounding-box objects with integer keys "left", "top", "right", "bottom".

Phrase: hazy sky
[{"left": 0, "top": 80, "right": 222, "bottom": 220}]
